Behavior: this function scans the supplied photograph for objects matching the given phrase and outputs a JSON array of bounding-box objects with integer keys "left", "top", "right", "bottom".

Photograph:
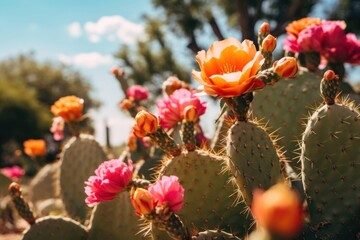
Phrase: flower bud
[
  {"left": 273, "top": 57, "right": 298, "bottom": 78},
  {"left": 119, "top": 98, "right": 134, "bottom": 110},
  {"left": 111, "top": 66, "right": 125, "bottom": 77},
  {"left": 323, "top": 70, "right": 338, "bottom": 81},
  {"left": 131, "top": 188, "right": 154, "bottom": 216},
  {"left": 184, "top": 106, "right": 197, "bottom": 121},
  {"left": 127, "top": 133, "right": 137, "bottom": 151},
  {"left": 262, "top": 35, "right": 277, "bottom": 52},
  {"left": 134, "top": 110, "right": 158, "bottom": 136},
  {"left": 259, "top": 22, "right": 270, "bottom": 34},
  {"left": 251, "top": 183, "right": 303, "bottom": 237}
]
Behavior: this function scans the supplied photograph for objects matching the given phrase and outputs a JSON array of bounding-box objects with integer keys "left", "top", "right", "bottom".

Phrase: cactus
[
  {"left": 60, "top": 134, "right": 107, "bottom": 221},
  {"left": 88, "top": 192, "right": 145, "bottom": 240},
  {"left": 22, "top": 216, "right": 88, "bottom": 240},
  {"left": 28, "top": 161, "right": 61, "bottom": 204},
  {"left": 225, "top": 94, "right": 286, "bottom": 207},
  {"left": 300, "top": 73, "right": 360, "bottom": 239},
  {"left": 251, "top": 68, "right": 323, "bottom": 171},
  {"left": 192, "top": 230, "right": 241, "bottom": 240}
]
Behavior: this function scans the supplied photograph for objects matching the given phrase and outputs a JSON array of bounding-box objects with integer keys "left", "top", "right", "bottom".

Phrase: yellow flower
[
  {"left": 251, "top": 183, "right": 303, "bottom": 237},
  {"left": 192, "top": 38, "right": 265, "bottom": 97},
  {"left": 23, "top": 139, "right": 46, "bottom": 157},
  {"left": 50, "top": 96, "right": 84, "bottom": 122}
]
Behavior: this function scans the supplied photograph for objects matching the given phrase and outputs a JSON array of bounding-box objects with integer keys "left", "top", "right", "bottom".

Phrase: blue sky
[{"left": 0, "top": 1, "right": 161, "bottom": 145}]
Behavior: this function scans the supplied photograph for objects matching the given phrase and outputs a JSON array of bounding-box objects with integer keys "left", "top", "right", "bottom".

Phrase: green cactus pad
[
  {"left": 88, "top": 192, "right": 146, "bottom": 240},
  {"left": 60, "top": 134, "right": 107, "bottom": 222},
  {"left": 211, "top": 113, "right": 232, "bottom": 153},
  {"left": 301, "top": 102, "right": 360, "bottom": 239},
  {"left": 155, "top": 149, "right": 252, "bottom": 238},
  {"left": 28, "top": 161, "right": 61, "bottom": 204},
  {"left": 22, "top": 216, "right": 88, "bottom": 240},
  {"left": 226, "top": 120, "right": 284, "bottom": 206},
  {"left": 251, "top": 69, "right": 322, "bottom": 171}
]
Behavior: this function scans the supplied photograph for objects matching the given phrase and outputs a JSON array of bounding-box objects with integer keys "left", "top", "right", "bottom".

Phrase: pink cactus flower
[
  {"left": 157, "top": 89, "right": 207, "bottom": 130},
  {"left": 84, "top": 159, "right": 133, "bottom": 207},
  {"left": 1, "top": 166, "right": 25, "bottom": 181},
  {"left": 126, "top": 85, "right": 149, "bottom": 101},
  {"left": 148, "top": 175, "right": 184, "bottom": 212},
  {"left": 50, "top": 117, "right": 65, "bottom": 141}
]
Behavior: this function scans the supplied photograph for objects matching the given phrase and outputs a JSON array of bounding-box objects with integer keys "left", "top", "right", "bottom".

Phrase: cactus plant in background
[{"left": 3, "top": 15, "right": 360, "bottom": 240}]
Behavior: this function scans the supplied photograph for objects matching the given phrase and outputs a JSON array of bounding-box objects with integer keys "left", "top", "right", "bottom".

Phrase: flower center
[{"left": 220, "top": 63, "right": 238, "bottom": 74}]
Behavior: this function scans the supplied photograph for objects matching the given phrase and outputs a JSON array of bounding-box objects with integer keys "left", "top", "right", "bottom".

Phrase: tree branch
[
  {"left": 235, "top": 0, "right": 256, "bottom": 41},
  {"left": 207, "top": 14, "right": 225, "bottom": 40}
]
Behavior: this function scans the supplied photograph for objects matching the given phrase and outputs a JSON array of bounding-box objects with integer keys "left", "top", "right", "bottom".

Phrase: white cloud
[
  {"left": 58, "top": 52, "right": 114, "bottom": 68},
  {"left": 84, "top": 15, "right": 144, "bottom": 44},
  {"left": 68, "top": 22, "right": 82, "bottom": 38}
]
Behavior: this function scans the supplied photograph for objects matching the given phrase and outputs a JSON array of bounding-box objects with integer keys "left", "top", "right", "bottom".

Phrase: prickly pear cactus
[
  {"left": 251, "top": 68, "right": 322, "bottom": 171},
  {"left": 60, "top": 134, "right": 107, "bottom": 221},
  {"left": 22, "top": 216, "right": 88, "bottom": 240},
  {"left": 28, "top": 161, "right": 61, "bottom": 203},
  {"left": 88, "top": 192, "right": 145, "bottom": 240},
  {"left": 192, "top": 230, "right": 241, "bottom": 240},
  {"left": 226, "top": 119, "right": 285, "bottom": 206},
  {"left": 301, "top": 100, "right": 360, "bottom": 239},
  {"left": 156, "top": 149, "right": 252, "bottom": 237}
]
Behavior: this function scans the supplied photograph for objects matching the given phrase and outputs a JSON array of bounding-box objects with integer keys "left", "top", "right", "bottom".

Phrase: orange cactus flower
[
  {"left": 251, "top": 183, "right": 303, "bottom": 237},
  {"left": 131, "top": 188, "right": 154, "bottom": 216},
  {"left": 134, "top": 110, "right": 158, "bottom": 137},
  {"left": 286, "top": 17, "right": 322, "bottom": 37},
  {"left": 23, "top": 139, "right": 46, "bottom": 157},
  {"left": 183, "top": 105, "right": 197, "bottom": 121},
  {"left": 192, "top": 38, "right": 265, "bottom": 98},
  {"left": 273, "top": 57, "right": 298, "bottom": 78},
  {"left": 51, "top": 96, "right": 84, "bottom": 122},
  {"left": 127, "top": 133, "right": 137, "bottom": 151}
]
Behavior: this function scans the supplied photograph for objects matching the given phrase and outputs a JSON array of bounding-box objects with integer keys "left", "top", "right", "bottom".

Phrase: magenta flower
[
  {"left": 148, "top": 175, "right": 184, "bottom": 212},
  {"left": 1, "top": 165, "right": 25, "bottom": 181},
  {"left": 50, "top": 117, "right": 65, "bottom": 141},
  {"left": 157, "top": 89, "right": 207, "bottom": 130},
  {"left": 84, "top": 159, "right": 133, "bottom": 207},
  {"left": 127, "top": 85, "right": 149, "bottom": 101}
]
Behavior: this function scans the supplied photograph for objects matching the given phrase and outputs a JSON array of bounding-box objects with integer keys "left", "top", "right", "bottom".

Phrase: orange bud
[
  {"left": 111, "top": 66, "right": 125, "bottom": 77},
  {"left": 252, "top": 183, "right": 303, "bottom": 237},
  {"left": 127, "top": 133, "right": 137, "bottom": 151},
  {"left": 134, "top": 110, "right": 158, "bottom": 136},
  {"left": 262, "top": 35, "right": 277, "bottom": 52},
  {"left": 259, "top": 22, "right": 270, "bottom": 34},
  {"left": 323, "top": 70, "right": 338, "bottom": 81},
  {"left": 273, "top": 57, "right": 298, "bottom": 78},
  {"left": 131, "top": 188, "right": 154, "bottom": 216},
  {"left": 119, "top": 98, "right": 134, "bottom": 110},
  {"left": 23, "top": 139, "right": 47, "bottom": 157},
  {"left": 50, "top": 96, "right": 84, "bottom": 122},
  {"left": 184, "top": 106, "right": 197, "bottom": 121}
]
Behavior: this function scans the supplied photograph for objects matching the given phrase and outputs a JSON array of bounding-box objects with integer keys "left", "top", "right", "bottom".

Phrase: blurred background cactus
[{"left": 0, "top": 1, "right": 360, "bottom": 240}]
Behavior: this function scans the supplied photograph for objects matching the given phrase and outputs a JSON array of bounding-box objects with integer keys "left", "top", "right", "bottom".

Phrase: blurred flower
[
  {"left": 148, "top": 175, "right": 184, "bottom": 212},
  {"left": 23, "top": 139, "right": 46, "bottom": 157},
  {"left": 84, "top": 159, "right": 133, "bottom": 207},
  {"left": 119, "top": 98, "right": 135, "bottom": 110},
  {"left": 251, "top": 183, "right": 303, "bottom": 237},
  {"left": 50, "top": 117, "right": 65, "bottom": 141},
  {"left": 273, "top": 57, "right": 298, "bottom": 78},
  {"left": 323, "top": 70, "right": 338, "bottom": 81},
  {"left": 127, "top": 85, "right": 149, "bottom": 101},
  {"left": 259, "top": 22, "right": 270, "bottom": 34},
  {"left": 192, "top": 38, "right": 265, "bottom": 97},
  {"left": 133, "top": 110, "right": 158, "bottom": 137},
  {"left": 0, "top": 166, "right": 25, "bottom": 181},
  {"left": 183, "top": 105, "right": 197, "bottom": 121},
  {"left": 127, "top": 133, "right": 137, "bottom": 151},
  {"left": 131, "top": 188, "right": 154, "bottom": 216},
  {"left": 157, "top": 89, "right": 206, "bottom": 129},
  {"left": 51, "top": 96, "right": 84, "bottom": 122},
  {"left": 285, "top": 17, "right": 321, "bottom": 37},
  {"left": 162, "top": 76, "right": 189, "bottom": 96},
  {"left": 261, "top": 35, "right": 277, "bottom": 52}
]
